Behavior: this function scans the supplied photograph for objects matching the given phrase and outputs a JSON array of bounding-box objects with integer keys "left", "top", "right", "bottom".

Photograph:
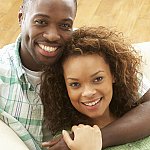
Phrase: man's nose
[
  {"left": 81, "top": 85, "right": 96, "bottom": 97},
  {"left": 43, "top": 26, "right": 60, "bottom": 42}
]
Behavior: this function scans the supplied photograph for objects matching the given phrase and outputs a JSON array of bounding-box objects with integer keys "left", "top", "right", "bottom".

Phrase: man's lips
[
  {"left": 81, "top": 97, "right": 103, "bottom": 107},
  {"left": 38, "top": 44, "right": 58, "bottom": 52},
  {"left": 37, "top": 43, "right": 63, "bottom": 57}
]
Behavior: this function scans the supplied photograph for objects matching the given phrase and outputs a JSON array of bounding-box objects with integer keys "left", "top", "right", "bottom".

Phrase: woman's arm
[{"left": 101, "top": 89, "right": 150, "bottom": 148}]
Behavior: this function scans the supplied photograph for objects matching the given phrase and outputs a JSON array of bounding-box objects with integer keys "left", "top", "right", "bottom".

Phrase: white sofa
[
  {"left": 133, "top": 42, "right": 150, "bottom": 81},
  {"left": 0, "top": 119, "right": 29, "bottom": 150}
]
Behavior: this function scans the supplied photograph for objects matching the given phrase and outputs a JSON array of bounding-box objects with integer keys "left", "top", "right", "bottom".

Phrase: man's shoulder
[
  {"left": 0, "top": 43, "right": 16, "bottom": 63},
  {"left": 0, "top": 34, "right": 21, "bottom": 55},
  {"left": 0, "top": 42, "right": 19, "bottom": 74},
  {"left": 0, "top": 43, "right": 16, "bottom": 53}
]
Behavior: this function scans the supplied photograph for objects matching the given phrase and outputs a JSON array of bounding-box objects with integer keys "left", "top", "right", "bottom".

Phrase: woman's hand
[{"left": 62, "top": 124, "right": 102, "bottom": 150}]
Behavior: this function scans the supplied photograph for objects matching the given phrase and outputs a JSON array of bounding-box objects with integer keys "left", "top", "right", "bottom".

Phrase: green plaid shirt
[{"left": 0, "top": 35, "right": 51, "bottom": 150}]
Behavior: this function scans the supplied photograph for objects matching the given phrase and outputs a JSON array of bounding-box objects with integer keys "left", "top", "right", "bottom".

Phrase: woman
[{"left": 40, "top": 26, "right": 150, "bottom": 149}]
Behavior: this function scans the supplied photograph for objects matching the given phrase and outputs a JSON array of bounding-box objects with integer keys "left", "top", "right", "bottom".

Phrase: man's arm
[
  {"left": 46, "top": 89, "right": 150, "bottom": 150},
  {"left": 102, "top": 89, "right": 150, "bottom": 148}
]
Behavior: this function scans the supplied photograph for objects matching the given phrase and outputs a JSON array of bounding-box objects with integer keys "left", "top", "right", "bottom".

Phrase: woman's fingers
[{"left": 62, "top": 130, "right": 73, "bottom": 149}]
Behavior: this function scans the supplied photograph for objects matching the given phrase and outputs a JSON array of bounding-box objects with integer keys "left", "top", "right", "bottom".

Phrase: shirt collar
[{"left": 13, "top": 34, "right": 27, "bottom": 82}]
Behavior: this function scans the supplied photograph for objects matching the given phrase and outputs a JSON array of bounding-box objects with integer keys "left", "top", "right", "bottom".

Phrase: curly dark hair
[{"left": 40, "top": 26, "right": 142, "bottom": 135}]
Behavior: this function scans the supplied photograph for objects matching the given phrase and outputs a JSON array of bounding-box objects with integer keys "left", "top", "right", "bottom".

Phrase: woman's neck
[{"left": 93, "top": 109, "right": 117, "bottom": 128}]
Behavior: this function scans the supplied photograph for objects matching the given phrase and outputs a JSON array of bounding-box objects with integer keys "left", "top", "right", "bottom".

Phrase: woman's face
[{"left": 63, "top": 54, "right": 115, "bottom": 121}]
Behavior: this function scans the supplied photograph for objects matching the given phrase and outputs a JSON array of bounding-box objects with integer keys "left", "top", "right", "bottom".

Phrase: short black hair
[{"left": 22, "top": 0, "right": 77, "bottom": 13}]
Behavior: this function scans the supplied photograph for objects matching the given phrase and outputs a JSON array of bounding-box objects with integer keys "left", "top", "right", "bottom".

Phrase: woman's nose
[{"left": 81, "top": 85, "right": 96, "bottom": 97}]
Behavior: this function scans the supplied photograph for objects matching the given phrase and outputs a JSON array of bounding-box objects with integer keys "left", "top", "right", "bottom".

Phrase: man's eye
[
  {"left": 94, "top": 77, "right": 103, "bottom": 83},
  {"left": 69, "top": 82, "right": 80, "bottom": 88},
  {"left": 34, "top": 19, "right": 47, "bottom": 25},
  {"left": 60, "top": 23, "right": 72, "bottom": 30}
]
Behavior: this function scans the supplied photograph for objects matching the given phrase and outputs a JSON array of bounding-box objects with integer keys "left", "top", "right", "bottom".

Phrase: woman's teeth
[
  {"left": 39, "top": 44, "right": 57, "bottom": 52},
  {"left": 83, "top": 98, "right": 102, "bottom": 106}
]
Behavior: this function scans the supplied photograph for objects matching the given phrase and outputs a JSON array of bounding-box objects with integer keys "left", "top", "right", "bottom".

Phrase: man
[
  {"left": 0, "top": 0, "right": 76, "bottom": 149},
  {"left": 0, "top": 0, "right": 149, "bottom": 149}
]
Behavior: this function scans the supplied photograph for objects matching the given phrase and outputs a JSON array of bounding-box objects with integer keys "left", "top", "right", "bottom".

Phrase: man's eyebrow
[
  {"left": 33, "top": 14, "right": 73, "bottom": 22},
  {"left": 62, "top": 18, "right": 74, "bottom": 22},
  {"left": 33, "top": 13, "right": 50, "bottom": 18}
]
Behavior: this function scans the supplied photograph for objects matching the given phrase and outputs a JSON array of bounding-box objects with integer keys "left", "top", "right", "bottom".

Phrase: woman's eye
[
  {"left": 69, "top": 82, "right": 80, "bottom": 88},
  {"left": 94, "top": 77, "right": 103, "bottom": 83}
]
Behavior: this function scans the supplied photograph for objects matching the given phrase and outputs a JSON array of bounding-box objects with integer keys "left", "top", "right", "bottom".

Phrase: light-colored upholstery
[
  {"left": 133, "top": 42, "right": 150, "bottom": 81},
  {"left": 0, "top": 119, "right": 29, "bottom": 150}
]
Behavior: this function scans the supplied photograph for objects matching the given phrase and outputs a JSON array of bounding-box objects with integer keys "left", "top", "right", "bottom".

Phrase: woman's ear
[{"left": 18, "top": 6, "right": 23, "bottom": 27}]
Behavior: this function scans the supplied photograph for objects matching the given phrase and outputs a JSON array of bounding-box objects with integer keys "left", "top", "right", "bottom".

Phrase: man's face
[{"left": 19, "top": 0, "right": 76, "bottom": 71}]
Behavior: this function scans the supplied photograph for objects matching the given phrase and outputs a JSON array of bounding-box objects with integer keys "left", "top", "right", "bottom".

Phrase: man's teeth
[
  {"left": 39, "top": 44, "right": 57, "bottom": 52},
  {"left": 83, "top": 98, "right": 101, "bottom": 106}
]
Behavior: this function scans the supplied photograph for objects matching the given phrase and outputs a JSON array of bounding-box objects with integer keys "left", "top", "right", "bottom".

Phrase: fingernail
[
  {"left": 42, "top": 142, "right": 49, "bottom": 145},
  {"left": 62, "top": 130, "right": 66, "bottom": 135}
]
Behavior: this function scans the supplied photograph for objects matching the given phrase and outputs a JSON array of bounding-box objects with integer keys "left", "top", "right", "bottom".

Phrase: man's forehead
[
  {"left": 26, "top": 0, "right": 76, "bottom": 10},
  {"left": 25, "top": 0, "right": 76, "bottom": 18},
  {"left": 25, "top": 0, "right": 76, "bottom": 6}
]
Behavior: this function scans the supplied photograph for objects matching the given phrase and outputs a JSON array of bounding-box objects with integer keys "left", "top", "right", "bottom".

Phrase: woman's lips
[{"left": 81, "top": 97, "right": 103, "bottom": 107}]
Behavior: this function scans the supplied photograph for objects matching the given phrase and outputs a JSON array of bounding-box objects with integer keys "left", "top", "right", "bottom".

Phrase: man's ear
[{"left": 18, "top": 6, "right": 23, "bottom": 27}]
